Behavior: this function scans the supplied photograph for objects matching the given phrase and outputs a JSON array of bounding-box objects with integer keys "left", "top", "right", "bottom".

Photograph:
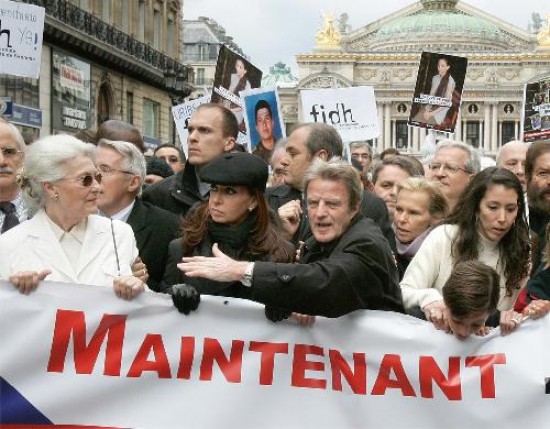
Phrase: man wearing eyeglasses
[
  {"left": 0, "top": 119, "right": 27, "bottom": 234},
  {"left": 426, "top": 140, "right": 480, "bottom": 212},
  {"left": 95, "top": 139, "right": 180, "bottom": 292}
]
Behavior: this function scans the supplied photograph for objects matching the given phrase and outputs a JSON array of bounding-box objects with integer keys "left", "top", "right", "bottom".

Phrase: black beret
[
  {"left": 146, "top": 158, "right": 174, "bottom": 178},
  {"left": 200, "top": 152, "right": 268, "bottom": 192}
]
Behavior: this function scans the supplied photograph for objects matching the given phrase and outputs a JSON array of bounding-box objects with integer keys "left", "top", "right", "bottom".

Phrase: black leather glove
[
  {"left": 171, "top": 284, "right": 200, "bottom": 315},
  {"left": 265, "top": 306, "right": 291, "bottom": 323}
]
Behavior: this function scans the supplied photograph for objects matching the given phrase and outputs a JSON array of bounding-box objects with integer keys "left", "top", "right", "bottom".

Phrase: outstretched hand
[{"left": 177, "top": 243, "right": 248, "bottom": 283}]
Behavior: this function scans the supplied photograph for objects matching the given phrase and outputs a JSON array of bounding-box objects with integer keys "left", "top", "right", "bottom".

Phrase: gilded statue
[
  {"left": 538, "top": 13, "right": 550, "bottom": 47},
  {"left": 316, "top": 11, "right": 342, "bottom": 47}
]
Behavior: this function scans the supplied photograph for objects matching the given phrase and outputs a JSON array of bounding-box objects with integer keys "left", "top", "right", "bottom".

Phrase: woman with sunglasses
[{"left": 0, "top": 134, "right": 145, "bottom": 300}]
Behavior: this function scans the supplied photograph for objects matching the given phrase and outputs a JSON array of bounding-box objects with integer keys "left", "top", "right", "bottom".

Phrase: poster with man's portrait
[
  {"left": 211, "top": 45, "right": 263, "bottom": 140},
  {"left": 408, "top": 52, "right": 468, "bottom": 133},
  {"left": 241, "top": 87, "right": 285, "bottom": 163},
  {"left": 522, "top": 76, "right": 550, "bottom": 142}
]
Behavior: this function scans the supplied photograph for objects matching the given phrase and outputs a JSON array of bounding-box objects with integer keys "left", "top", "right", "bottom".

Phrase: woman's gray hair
[
  {"left": 303, "top": 158, "right": 363, "bottom": 210},
  {"left": 19, "top": 134, "right": 95, "bottom": 213},
  {"left": 97, "top": 138, "right": 146, "bottom": 197}
]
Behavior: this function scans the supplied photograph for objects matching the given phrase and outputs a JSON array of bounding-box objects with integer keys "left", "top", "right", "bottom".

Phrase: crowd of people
[{"left": 1, "top": 102, "right": 550, "bottom": 342}]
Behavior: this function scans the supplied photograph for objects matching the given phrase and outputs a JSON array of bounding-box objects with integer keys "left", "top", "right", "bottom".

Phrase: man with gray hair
[
  {"left": 426, "top": 139, "right": 480, "bottom": 212},
  {"left": 0, "top": 118, "right": 27, "bottom": 233},
  {"left": 174, "top": 159, "right": 404, "bottom": 318},
  {"left": 95, "top": 139, "right": 180, "bottom": 291}
]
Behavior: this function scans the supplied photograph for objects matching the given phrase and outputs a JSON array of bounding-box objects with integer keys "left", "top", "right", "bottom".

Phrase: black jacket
[
  {"left": 265, "top": 184, "right": 396, "bottom": 251},
  {"left": 142, "top": 163, "right": 204, "bottom": 217},
  {"left": 126, "top": 198, "right": 181, "bottom": 292},
  {"left": 529, "top": 206, "right": 550, "bottom": 271},
  {"left": 251, "top": 214, "right": 405, "bottom": 317}
]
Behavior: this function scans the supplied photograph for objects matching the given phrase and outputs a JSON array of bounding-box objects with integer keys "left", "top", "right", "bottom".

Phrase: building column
[
  {"left": 484, "top": 103, "right": 491, "bottom": 152},
  {"left": 455, "top": 111, "right": 462, "bottom": 141},
  {"left": 515, "top": 121, "right": 519, "bottom": 140},
  {"left": 491, "top": 103, "right": 498, "bottom": 153},
  {"left": 384, "top": 103, "right": 391, "bottom": 150},
  {"left": 377, "top": 102, "right": 384, "bottom": 154}
]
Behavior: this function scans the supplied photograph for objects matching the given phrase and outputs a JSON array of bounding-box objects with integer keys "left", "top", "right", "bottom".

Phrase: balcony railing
[{"left": 20, "top": 0, "right": 192, "bottom": 80}]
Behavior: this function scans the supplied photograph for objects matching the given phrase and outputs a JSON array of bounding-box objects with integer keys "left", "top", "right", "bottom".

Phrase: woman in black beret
[{"left": 161, "top": 152, "right": 297, "bottom": 320}]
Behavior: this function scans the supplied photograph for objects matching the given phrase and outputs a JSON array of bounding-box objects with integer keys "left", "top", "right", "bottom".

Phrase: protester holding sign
[
  {"left": 401, "top": 167, "right": 529, "bottom": 332},
  {"left": 174, "top": 159, "right": 404, "bottom": 318},
  {"left": 0, "top": 135, "right": 145, "bottom": 299}
]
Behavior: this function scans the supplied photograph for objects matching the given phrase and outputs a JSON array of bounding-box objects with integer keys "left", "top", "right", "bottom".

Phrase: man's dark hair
[
  {"left": 196, "top": 103, "right": 239, "bottom": 139},
  {"left": 97, "top": 120, "right": 145, "bottom": 153},
  {"left": 255, "top": 99, "right": 272, "bottom": 120},
  {"left": 153, "top": 143, "right": 186, "bottom": 163},
  {"left": 372, "top": 155, "right": 423, "bottom": 185},
  {"left": 292, "top": 123, "right": 343, "bottom": 159}
]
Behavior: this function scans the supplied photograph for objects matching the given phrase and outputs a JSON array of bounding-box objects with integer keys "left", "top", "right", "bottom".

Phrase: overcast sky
[{"left": 184, "top": 0, "right": 548, "bottom": 74}]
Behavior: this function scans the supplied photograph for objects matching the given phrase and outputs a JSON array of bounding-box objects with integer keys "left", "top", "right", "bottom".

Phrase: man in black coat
[
  {"left": 174, "top": 160, "right": 404, "bottom": 318},
  {"left": 266, "top": 122, "right": 395, "bottom": 250},
  {"left": 142, "top": 103, "right": 238, "bottom": 217},
  {"left": 95, "top": 139, "right": 180, "bottom": 291}
]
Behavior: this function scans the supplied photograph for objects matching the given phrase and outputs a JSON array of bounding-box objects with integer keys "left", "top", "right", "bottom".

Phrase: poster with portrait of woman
[
  {"left": 408, "top": 52, "right": 468, "bottom": 133},
  {"left": 522, "top": 76, "right": 550, "bottom": 142},
  {"left": 211, "top": 45, "right": 263, "bottom": 139},
  {"left": 240, "top": 87, "right": 285, "bottom": 163}
]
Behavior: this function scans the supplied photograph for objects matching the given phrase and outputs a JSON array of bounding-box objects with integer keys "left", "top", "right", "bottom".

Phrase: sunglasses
[{"left": 60, "top": 173, "right": 102, "bottom": 187}]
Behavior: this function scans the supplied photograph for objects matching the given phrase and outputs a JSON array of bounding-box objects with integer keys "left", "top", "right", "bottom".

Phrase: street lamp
[{"left": 164, "top": 64, "right": 193, "bottom": 145}]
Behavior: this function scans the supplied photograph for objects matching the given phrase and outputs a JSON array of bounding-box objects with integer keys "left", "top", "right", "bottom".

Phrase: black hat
[
  {"left": 146, "top": 158, "right": 174, "bottom": 178},
  {"left": 200, "top": 152, "right": 268, "bottom": 192}
]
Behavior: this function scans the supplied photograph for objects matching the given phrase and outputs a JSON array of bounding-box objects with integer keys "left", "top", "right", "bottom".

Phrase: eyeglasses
[
  {"left": 351, "top": 153, "right": 371, "bottom": 160},
  {"left": 428, "top": 163, "right": 468, "bottom": 175},
  {"left": 1, "top": 146, "right": 23, "bottom": 158},
  {"left": 97, "top": 165, "right": 134, "bottom": 176},
  {"left": 60, "top": 173, "right": 102, "bottom": 187}
]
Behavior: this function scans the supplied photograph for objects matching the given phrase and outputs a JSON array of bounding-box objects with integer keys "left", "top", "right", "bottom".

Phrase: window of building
[
  {"left": 198, "top": 44, "right": 208, "bottom": 61},
  {"left": 196, "top": 68, "right": 205, "bottom": 85},
  {"left": 167, "top": 17, "right": 175, "bottom": 56},
  {"left": 101, "top": 0, "right": 110, "bottom": 22},
  {"left": 143, "top": 98, "right": 159, "bottom": 138},
  {"left": 466, "top": 121, "right": 480, "bottom": 148},
  {"left": 209, "top": 45, "right": 218, "bottom": 60},
  {"left": 153, "top": 9, "right": 161, "bottom": 50},
  {"left": 394, "top": 120, "right": 408, "bottom": 149},
  {"left": 501, "top": 121, "right": 516, "bottom": 146},
  {"left": 120, "top": 0, "right": 130, "bottom": 33},
  {"left": 126, "top": 91, "right": 134, "bottom": 124},
  {"left": 138, "top": 0, "right": 146, "bottom": 41}
]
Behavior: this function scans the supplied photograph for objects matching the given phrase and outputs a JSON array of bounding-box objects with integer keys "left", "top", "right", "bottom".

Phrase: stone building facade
[
  {"left": 1, "top": 0, "right": 191, "bottom": 149},
  {"left": 280, "top": 0, "right": 550, "bottom": 155}
]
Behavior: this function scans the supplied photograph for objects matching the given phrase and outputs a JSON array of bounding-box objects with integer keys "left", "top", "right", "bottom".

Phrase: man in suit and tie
[
  {"left": 0, "top": 118, "right": 27, "bottom": 234},
  {"left": 95, "top": 139, "right": 180, "bottom": 291},
  {"left": 265, "top": 122, "right": 395, "bottom": 249}
]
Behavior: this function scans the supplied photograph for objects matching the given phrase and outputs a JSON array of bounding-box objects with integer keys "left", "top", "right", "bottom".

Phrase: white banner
[
  {"left": 0, "top": 0, "right": 45, "bottom": 78},
  {"left": 0, "top": 280, "right": 549, "bottom": 428},
  {"left": 300, "top": 86, "right": 379, "bottom": 142}
]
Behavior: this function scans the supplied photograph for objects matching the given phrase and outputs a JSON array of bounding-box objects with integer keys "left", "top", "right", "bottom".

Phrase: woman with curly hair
[
  {"left": 400, "top": 167, "right": 530, "bottom": 334},
  {"left": 161, "top": 152, "right": 297, "bottom": 319}
]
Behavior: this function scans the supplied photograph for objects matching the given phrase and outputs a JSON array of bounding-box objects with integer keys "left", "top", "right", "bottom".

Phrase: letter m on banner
[{"left": 47, "top": 309, "right": 127, "bottom": 376}]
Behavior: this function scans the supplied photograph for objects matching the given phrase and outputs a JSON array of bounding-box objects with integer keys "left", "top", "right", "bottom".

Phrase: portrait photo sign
[{"left": 408, "top": 51, "right": 468, "bottom": 134}]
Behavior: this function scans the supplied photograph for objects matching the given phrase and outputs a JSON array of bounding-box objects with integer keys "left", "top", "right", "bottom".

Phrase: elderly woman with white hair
[{"left": 0, "top": 134, "right": 145, "bottom": 300}]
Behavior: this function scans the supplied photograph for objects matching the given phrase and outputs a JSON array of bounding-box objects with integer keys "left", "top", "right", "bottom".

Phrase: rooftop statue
[
  {"left": 316, "top": 11, "right": 341, "bottom": 47},
  {"left": 538, "top": 14, "right": 550, "bottom": 47}
]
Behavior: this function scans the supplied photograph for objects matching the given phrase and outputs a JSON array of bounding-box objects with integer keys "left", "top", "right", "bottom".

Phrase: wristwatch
[{"left": 241, "top": 262, "right": 255, "bottom": 287}]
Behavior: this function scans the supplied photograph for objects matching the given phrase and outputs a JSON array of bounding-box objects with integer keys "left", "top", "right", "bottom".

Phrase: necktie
[{"left": 0, "top": 201, "right": 20, "bottom": 233}]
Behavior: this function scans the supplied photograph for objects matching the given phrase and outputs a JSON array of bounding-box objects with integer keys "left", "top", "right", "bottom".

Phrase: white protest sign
[
  {"left": 300, "top": 86, "right": 379, "bottom": 142},
  {"left": 0, "top": 0, "right": 45, "bottom": 78},
  {"left": 1, "top": 280, "right": 549, "bottom": 429},
  {"left": 171, "top": 94, "right": 210, "bottom": 157}
]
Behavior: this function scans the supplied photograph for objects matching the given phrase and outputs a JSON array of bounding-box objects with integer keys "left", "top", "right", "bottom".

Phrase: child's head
[{"left": 443, "top": 261, "right": 500, "bottom": 340}]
